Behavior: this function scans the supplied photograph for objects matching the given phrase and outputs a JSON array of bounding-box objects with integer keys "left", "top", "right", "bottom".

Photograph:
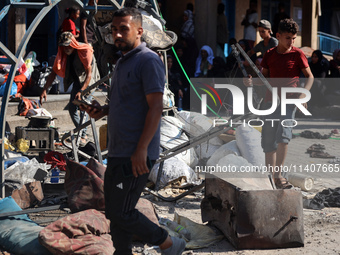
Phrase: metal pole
[
  {"left": 0, "top": 0, "right": 120, "bottom": 198},
  {"left": 0, "top": 1, "right": 61, "bottom": 198}
]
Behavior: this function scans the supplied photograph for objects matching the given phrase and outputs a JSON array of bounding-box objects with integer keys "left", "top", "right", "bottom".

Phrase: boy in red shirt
[{"left": 246, "top": 18, "right": 313, "bottom": 188}]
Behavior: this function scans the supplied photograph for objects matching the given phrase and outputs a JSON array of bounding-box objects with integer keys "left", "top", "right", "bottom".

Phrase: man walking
[{"left": 83, "top": 7, "right": 186, "bottom": 255}]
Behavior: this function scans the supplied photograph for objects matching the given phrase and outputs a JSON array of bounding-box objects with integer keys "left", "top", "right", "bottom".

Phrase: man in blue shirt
[{"left": 82, "top": 7, "right": 186, "bottom": 255}]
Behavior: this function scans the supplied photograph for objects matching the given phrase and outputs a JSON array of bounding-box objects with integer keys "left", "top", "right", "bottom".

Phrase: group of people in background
[
  {"left": 60, "top": 1, "right": 113, "bottom": 80},
  {"left": 308, "top": 48, "right": 340, "bottom": 107},
  {"left": 56, "top": 1, "right": 340, "bottom": 119},
  {"left": 166, "top": 0, "right": 340, "bottom": 112}
]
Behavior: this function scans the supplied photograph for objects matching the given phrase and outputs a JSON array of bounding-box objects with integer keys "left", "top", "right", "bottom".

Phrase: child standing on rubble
[{"left": 244, "top": 18, "right": 313, "bottom": 189}]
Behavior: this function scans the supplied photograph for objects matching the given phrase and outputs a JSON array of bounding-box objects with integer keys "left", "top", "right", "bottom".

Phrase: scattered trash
[
  {"left": 331, "top": 129, "right": 339, "bottom": 135},
  {"left": 164, "top": 212, "right": 224, "bottom": 249},
  {"left": 4, "top": 157, "right": 50, "bottom": 189},
  {"left": 4, "top": 149, "right": 23, "bottom": 159},
  {"left": 202, "top": 177, "right": 303, "bottom": 249},
  {"left": 310, "top": 151, "right": 335, "bottom": 158},
  {"left": 3, "top": 137, "right": 15, "bottom": 151},
  {"left": 11, "top": 181, "right": 44, "bottom": 209},
  {"left": 305, "top": 187, "right": 340, "bottom": 210},
  {"left": 300, "top": 130, "right": 332, "bottom": 139},
  {"left": 65, "top": 159, "right": 106, "bottom": 213},
  {"left": 0, "top": 81, "right": 17, "bottom": 97},
  {"left": 149, "top": 157, "right": 199, "bottom": 189},
  {"left": 43, "top": 151, "right": 67, "bottom": 172},
  {"left": 50, "top": 168, "right": 60, "bottom": 183},
  {"left": 218, "top": 131, "right": 236, "bottom": 143},
  {"left": 33, "top": 168, "right": 48, "bottom": 181},
  {"left": 17, "top": 97, "right": 41, "bottom": 116},
  {"left": 160, "top": 116, "right": 198, "bottom": 168},
  {"left": 16, "top": 138, "right": 29, "bottom": 153},
  {"left": 287, "top": 173, "right": 314, "bottom": 191},
  {"left": 306, "top": 143, "right": 325, "bottom": 153},
  {"left": 306, "top": 144, "right": 335, "bottom": 158},
  {"left": 4, "top": 156, "right": 29, "bottom": 169},
  {"left": 159, "top": 217, "right": 192, "bottom": 241},
  {"left": 176, "top": 111, "right": 223, "bottom": 146},
  {"left": 195, "top": 142, "right": 221, "bottom": 160}
]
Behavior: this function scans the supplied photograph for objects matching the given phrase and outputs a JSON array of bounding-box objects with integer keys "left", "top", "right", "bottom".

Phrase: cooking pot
[{"left": 27, "top": 116, "right": 56, "bottom": 128}]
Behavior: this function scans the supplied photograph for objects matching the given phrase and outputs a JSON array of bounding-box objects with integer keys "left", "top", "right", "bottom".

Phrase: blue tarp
[
  {"left": 0, "top": 82, "right": 17, "bottom": 97},
  {"left": 0, "top": 197, "right": 51, "bottom": 255}
]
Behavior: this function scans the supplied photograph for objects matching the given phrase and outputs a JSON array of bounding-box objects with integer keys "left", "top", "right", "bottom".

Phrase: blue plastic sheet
[
  {"left": 4, "top": 156, "right": 29, "bottom": 169},
  {"left": 0, "top": 82, "right": 17, "bottom": 97},
  {"left": 0, "top": 197, "right": 51, "bottom": 255}
]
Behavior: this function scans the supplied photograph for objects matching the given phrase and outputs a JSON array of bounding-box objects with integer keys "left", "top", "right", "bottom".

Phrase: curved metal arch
[
  {"left": 0, "top": 0, "right": 160, "bottom": 197},
  {"left": 0, "top": 2, "right": 60, "bottom": 198},
  {"left": 0, "top": 0, "right": 121, "bottom": 198},
  {"left": 0, "top": 4, "right": 11, "bottom": 23}
]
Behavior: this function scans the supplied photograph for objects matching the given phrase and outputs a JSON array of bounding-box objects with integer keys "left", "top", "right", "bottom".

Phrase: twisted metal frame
[{"left": 0, "top": 0, "right": 160, "bottom": 198}]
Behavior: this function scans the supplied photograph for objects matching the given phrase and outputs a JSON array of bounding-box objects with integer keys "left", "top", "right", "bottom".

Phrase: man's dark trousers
[{"left": 105, "top": 157, "right": 168, "bottom": 255}]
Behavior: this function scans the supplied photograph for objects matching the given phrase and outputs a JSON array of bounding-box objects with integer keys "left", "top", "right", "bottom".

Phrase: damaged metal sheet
[{"left": 201, "top": 174, "right": 304, "bottom": 249}]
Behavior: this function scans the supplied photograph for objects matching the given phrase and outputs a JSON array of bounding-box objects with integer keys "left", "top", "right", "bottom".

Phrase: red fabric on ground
[
  {"left": 64, "top": 159, "right": 106, "bottom": 213},
  {"left": 44, "top": 151, "right": 67, "bottom": 172},
  {"left": 39, "top": 209, "right": 114, "bottom": 255}
]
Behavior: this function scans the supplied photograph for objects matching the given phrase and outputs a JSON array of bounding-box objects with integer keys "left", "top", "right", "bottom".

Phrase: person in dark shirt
[
  {"left": 309, "top": 50, "right": 329, "bottom": 78},
  {"left": 327, "top": 49, "right": 340, "bottom": 95},
  {"left": 167, "top": 55, "right": 184, "bottom": 107},
  {"left": 272, "top": 2, "right": 290, "bottom": 38},
  {"left": 329, "top": 49, "right": 340, "bottom": 78},
  {"left": 79, "top": 0, "right": 106, "bottom": 79},
  {"left": 82, "top": 8, "right": 186, "bottom": 255},
  {"left": 208, "top": 56, "right": 227, "bottom": 78},
  {"left": 247, "top": 20, "right": 278, "bottom": 59},
  {"left": 308, "top": 50, "right": 329, "bottom": 107},
  {"left": 79, "top": 0, "right": 99, "bottom": 45}
]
